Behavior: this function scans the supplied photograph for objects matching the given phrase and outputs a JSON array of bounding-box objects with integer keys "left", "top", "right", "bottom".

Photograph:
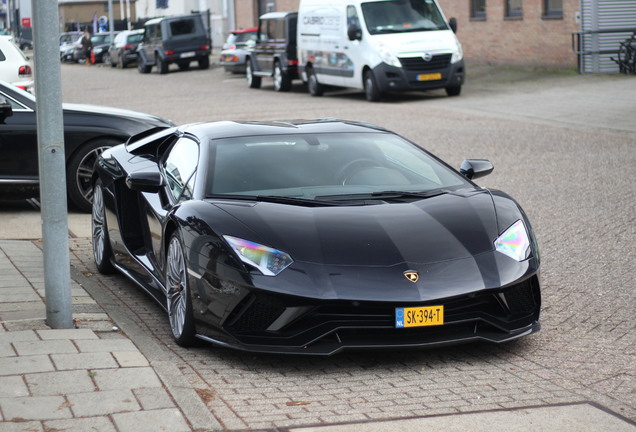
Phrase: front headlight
[
  {"left": 94, "top": 47, "right": 103, "bottom": 54},
  {"left": 375, "top": 42, "right": 401, "bottom": 68},
  {"left": 223, "top": 235, "right": 293, "bottom": 276},
  {"left": 451, "top": 39, "right": 463, "bottom": 64},
  {"left": 494, "top": 220, "right": 530, "bottom": 261}
]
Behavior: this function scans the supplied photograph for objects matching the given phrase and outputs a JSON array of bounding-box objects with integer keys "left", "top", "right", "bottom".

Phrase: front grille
[
  {"left": 399, "top": 54, "right": 452, "bottom": 71},
  {"left": 504, "top": 277, "right": 539, "bottom": 315},
  {"left": 225, "top": 294, "right": 285, "bottom": 332}
]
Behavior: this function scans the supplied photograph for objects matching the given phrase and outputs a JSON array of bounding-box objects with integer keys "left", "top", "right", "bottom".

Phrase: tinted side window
[
  {"left": 272, "top": 20, "right": 285, "bottom": 40},
  {"left": 0, "top": 49, "right": 5, "bottom": 62},
  {"left": 170, "top": 19, "right": 196, "bottom": 36},
  {"left": 163, "top": 138, "right": 199, "bottom": 201}
]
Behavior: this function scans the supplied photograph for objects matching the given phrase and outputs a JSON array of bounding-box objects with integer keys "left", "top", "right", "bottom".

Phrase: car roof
[
  {"left": 179, "top": 119, "right": 389, "bottom": 142},
  {"left": 144, "top": 14, "right": 201, "bottom": 26},
  {"left": 230, "top": 27, "right": 258, "bottom": 34},
  {"left": 259, "top": 11, "right": 297, "bottom": 20}
]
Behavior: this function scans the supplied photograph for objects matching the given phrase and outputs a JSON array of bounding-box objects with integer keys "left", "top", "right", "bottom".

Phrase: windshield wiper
[
  {"left": 206, "top": 194, "right": 346, "bottom": 207},
  {"left": 316, "top": 190, "right": 449, "bottom": 201}
]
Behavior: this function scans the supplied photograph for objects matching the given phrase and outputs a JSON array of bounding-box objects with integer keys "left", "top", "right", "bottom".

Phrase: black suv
[
  {"left": 137, "top": 14, "right": 211, "bottom": 74},
  {"left": 246, "top": 12, "right": 298, "bottom": 92}
]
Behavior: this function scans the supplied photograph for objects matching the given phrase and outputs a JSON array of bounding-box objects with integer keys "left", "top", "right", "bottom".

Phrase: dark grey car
[{"left": 137, "top": 14, "right": 211, "bottom": 74}]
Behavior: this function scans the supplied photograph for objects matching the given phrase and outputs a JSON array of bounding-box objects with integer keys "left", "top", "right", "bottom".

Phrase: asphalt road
[{"left": 6, "top": 61, "right": 636, "bottom": 430}]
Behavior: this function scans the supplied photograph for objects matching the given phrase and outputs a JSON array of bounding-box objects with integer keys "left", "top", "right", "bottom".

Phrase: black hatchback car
[
  {"left": 137, "top": 14, "right": 211, "bottom": 74},
  {"left": 246, "top": 12, "right": 298, "bottom": 92},
  {"left": 0, "top": 81, "right": 173, "bottom": 212}
]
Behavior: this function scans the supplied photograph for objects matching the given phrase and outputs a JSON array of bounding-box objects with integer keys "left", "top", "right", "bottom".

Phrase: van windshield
[{"left": 361, "top": 0, "right": 448, "bottom": 35}]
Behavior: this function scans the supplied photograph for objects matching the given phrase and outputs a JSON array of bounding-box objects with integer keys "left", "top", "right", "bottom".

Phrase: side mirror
[
  {"left": 449, "top": 17, "right": 458, "bottom": 33},
  {"left": 126, "top": 171, "right": 164, "bottom": 192},
  {"left": 459, "top": 159, "right": 493, "bottom": 180},
  {"left": 347, "top": 24, "right": 362, "bottom": 41},
  {"left": 0, "top": 97, "right": 13, "bottom": 123}
]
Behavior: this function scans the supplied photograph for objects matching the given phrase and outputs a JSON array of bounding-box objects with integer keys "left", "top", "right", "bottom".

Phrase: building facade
[{"left": 234, "top": 0, "right": 581, "bottom": 69}]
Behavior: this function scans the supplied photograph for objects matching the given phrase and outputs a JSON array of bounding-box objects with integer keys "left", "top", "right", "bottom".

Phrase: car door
[
  {"left": 145, "top": 136, "right": 199, "bottom": 278},
  {"left": 254, "top": 18, "right": 276, "bottom": 73},
  {"left": 0, "top": 92, "right": 38, "bottom": 182}
]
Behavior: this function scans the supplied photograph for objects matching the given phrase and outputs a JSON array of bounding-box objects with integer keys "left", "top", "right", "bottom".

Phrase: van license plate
[
  {"left": 181, "top": 52, "right": 196, "bottom": 58},
  {"left": 395, "top": 305, "right": 444, "bottom": 328},
  {"left": 417, "top": 73, "right": 442, "bottom": 81}
]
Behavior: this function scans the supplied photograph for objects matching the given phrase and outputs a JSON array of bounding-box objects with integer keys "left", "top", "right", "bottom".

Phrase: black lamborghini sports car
[{"left": 92, "top": 119, "right": 541, "bottom": 355}]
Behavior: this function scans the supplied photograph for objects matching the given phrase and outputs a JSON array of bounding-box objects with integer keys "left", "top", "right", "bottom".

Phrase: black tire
[
  {"left": 91, "top": 180, "right": 115, "bottom": 274},
  {"left": 137, "top": 56, "right": 152, "bottom": 73},
  {"left": 198, "top": 55, "right": 210, "bottom": 70},
  {"left": 177, "top": 60, "right": 190, "bottom": 71},
  {"left": 445, "top": 86, "right": 462, "bottom": 97},
  {"left": 166, "top": 233, "right": 197, "bottom": 347},
  {"left": 363, "top": 70, "right": 381, "bottom": 102},
  {"left": 246, "top": 59, "right": 261, "bottom": 89},
  {"left": 273, "top": 61, "right": 292, "bottom": 92},
  {"left": 110, "top": 55, "right": 117, "bottom": 68},
  {"left": 119, "top": 54, "right": 127, "bottom": 69},
  {"left": 159, "top": 56, "right": 169, "bottom": 74},
  {"left": 66, "top": 139, "right": 118, "bottom": 213},
  {"left": 307, "top": 67, "right": 324, "bottom": 96}
]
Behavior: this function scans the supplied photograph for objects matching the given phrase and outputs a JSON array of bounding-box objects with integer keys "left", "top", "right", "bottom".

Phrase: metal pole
[
  {"left": 108, "top": 0, "right": 114, "bottom": 52},
  {"left": 31, "top": 0, "right": 73, "bottom": 329}
]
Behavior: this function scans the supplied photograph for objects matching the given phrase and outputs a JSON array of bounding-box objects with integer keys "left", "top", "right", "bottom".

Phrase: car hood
[
  {"left": 63, "top": 103, "right": 173, "bottom": 126},
  {"left": 215, "top": 189, "right": 499, "bottom": 267}
]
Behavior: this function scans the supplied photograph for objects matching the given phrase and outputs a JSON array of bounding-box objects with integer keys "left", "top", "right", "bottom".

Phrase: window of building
[
  {"left": 471, "top": 0, "right": 486, "bottom": 19},
  {"left": 544, "top": 0, "right": 563, "bottom": 18},
  {"left": 505, "top": 0, "right": 523, "bottom": 18}
]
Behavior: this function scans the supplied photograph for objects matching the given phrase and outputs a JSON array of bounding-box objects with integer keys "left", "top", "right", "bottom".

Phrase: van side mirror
[
  {"left": 459, "top": 159, "right": 493, "bottom": 180},
  {"left": 0, "top": 97, "right": 13, "bottom": 123},
  {"left": 347, "top": 25, "right": 362, "bottom": 41},
  {"left": 449, "top": 17, "right": 458, "bottom": 33}
]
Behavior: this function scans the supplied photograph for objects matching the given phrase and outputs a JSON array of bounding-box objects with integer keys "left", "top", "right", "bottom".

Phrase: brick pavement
[{"left": 0, "top": 63, "right": 634, "bottom": 431}]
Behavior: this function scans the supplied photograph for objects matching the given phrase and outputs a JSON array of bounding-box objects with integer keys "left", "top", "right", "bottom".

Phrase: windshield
[
  {"left": 206, "top": 132, "right": 467, "bottom": 202},
  {"left": 361, "top": 0, "right": 448, "bottom": 35}
]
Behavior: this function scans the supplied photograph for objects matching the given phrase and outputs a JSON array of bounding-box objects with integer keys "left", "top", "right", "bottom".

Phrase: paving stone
[
  {"left": 26, "top": 369, "right": 96, "bottom": 396},
  {"left": 0, "top": 395, "right": 72, "bottom": 421},
  {"left": 0, "top": 355, "right": 54, "bottom": 376},
  {"left": 50, "top": 351, "right": 118, "bottom": 371},
  {"left": 67, "top": 389, "right": 140, "bottom": 417},
  {"left": 112, "top": 408, "right": 190, "bottom": 432},
  {"left": 13, "top": 339, "right": 77, "bottom": 356},
  {"left": 74, "top": 338, "right": 137, "bottom": 353},
  {"left": 36, "top": 329, "right": 98, "bottom": 340},
  {"left": 92, "top": 367, "right": 162, "bottom": 391},
  {"left": 113, "top": 351, "right": 149, "bottom": 367},
  {"left": 43, "top": 416, "right": 117, "bottom": 432},
  {"left": 0, "top": 376, "right": 29, "bottom": 398},
  {"left": 0, "top": 421, "right": 43, "bottom": 431},
  {"left": 0, "top": 342, "right": 15, "bottom": 357},
  {"left": 133, "top": 387, "right": 176, "bottom": 410}
]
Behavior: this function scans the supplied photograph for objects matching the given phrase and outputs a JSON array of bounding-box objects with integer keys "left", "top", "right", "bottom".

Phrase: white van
[{"left": 297, "top": 0, "right": 464, "bottom": 101}]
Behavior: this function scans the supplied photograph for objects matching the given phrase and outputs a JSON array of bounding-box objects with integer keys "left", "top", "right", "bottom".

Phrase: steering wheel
[{"left": 336, "top": 158, "right": 379, "bottom": 185}]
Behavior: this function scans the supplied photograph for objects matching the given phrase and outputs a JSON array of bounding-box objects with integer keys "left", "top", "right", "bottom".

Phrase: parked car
[
  {"left": 60, "top": 33, "right": 83, "bottom": 62},
  {"left": 0, "top": 36, "right": 33, "bottom": 92},
  {"left": 91, "top": 119, "right": 541, "bottom": 355},
  {"left": 0, "top": 81, "right": 173, "bottom": 212},
  {"left": 137, "top": 14, "right": 211, "bottom": 74},
  {"left": 246, "top": 12, "right": 298, "bottom": 91},
  {"left": 219, "top": 27, "right": 257, "bottom": 73},
  {"left": 74, "top": 32, "right": 117, "bottom": 63},
  {"left": 107, "top": 29, "right": 144, "bottom": 68}
]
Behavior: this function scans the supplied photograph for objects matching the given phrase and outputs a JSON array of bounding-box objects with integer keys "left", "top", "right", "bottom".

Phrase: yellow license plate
[
  {"left": 417, "top": 73, "right": 442, "bottom": 81},
  {"left": 395, "top": 305, "right": 444, "bottom": 328}
]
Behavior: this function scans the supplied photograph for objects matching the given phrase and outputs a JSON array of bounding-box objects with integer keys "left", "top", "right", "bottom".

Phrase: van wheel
[
  {"left": 246, "top": 60, "right": 261, "bottom": 89},
  {"left": 273, "top": 61, "right": 291, "bottom": 92},
  {"left": 363, "top": 70, "right": 381, "bottom": 102},
  {"left": 198, "top": 56, "right": 210, "bottom": 70},
  {"left": 137, "top": 57, "right": 152, "bottom": 73},
  {"left": 307, "top": 67, "right": 324, "bottom": 97},
  {"left": 159, "top": 57, "right": 170, "bottom": 74},
  {"left": 445, "top": 86, "right": 461, "bottom": 97}
]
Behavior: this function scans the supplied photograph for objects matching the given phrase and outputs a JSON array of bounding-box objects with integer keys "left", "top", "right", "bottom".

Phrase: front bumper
[
  {"left": 373, "top": 56, "right": 465, "bottom": 93},
  {"left": 193, "top": 273, "right": 541, "bottom": 355}
]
